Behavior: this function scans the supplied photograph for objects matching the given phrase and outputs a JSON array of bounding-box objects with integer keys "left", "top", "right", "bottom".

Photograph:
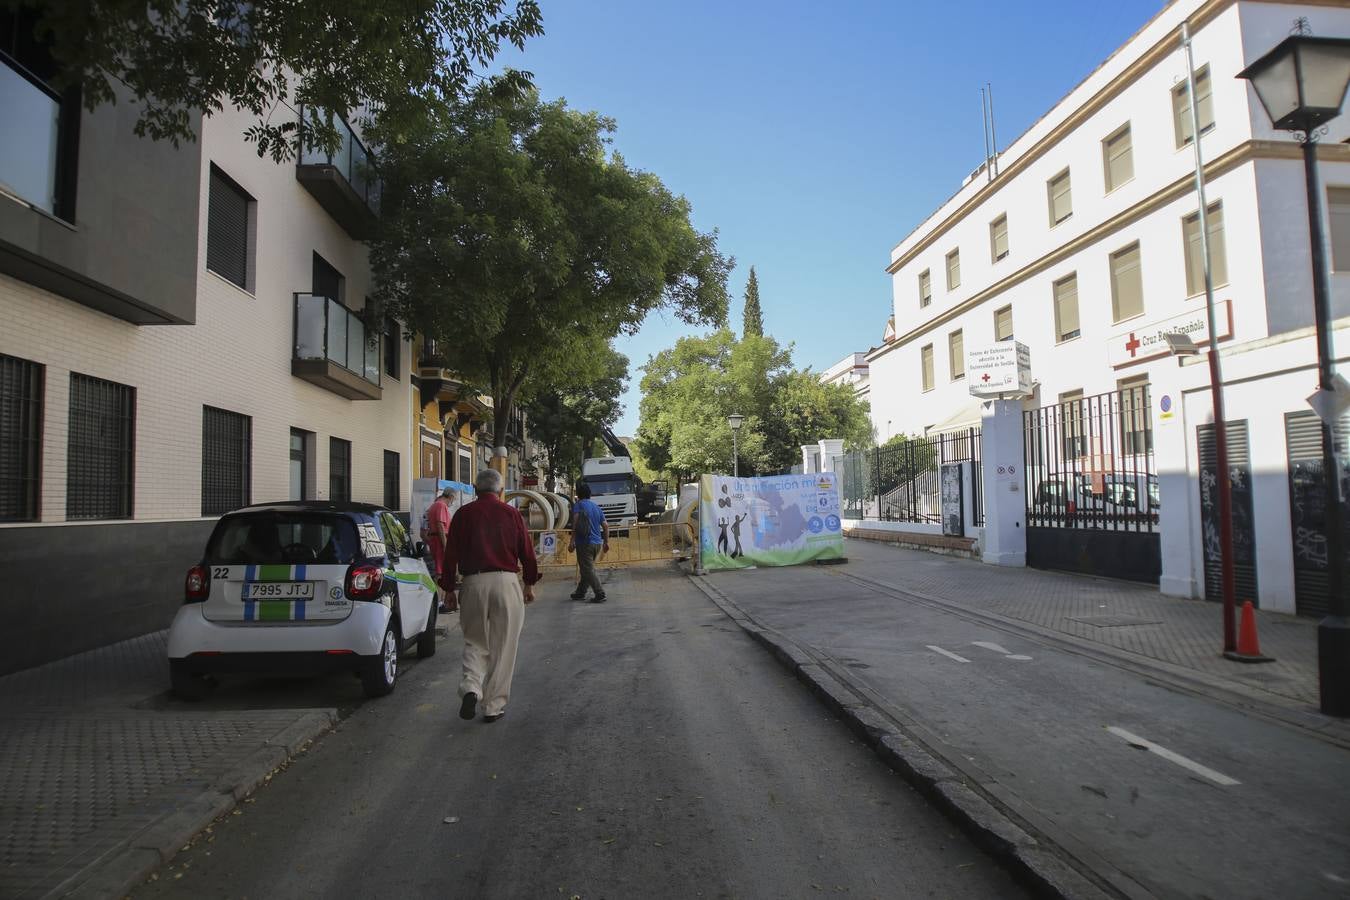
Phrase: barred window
[
  {"left": 67, "top": 373, "right": 134, "bottom": 519},
  {"left": 201, "top": 406, "right": 251, "bottom": 515},
  {"left": 383, "top": 450, "right": 400, "bottom": 510},
  {"left": 329, "top": 437, "right": 351, "bottom": 503},
  {"left": 0, "top": 353, "right": 44, "bottom": 521}
]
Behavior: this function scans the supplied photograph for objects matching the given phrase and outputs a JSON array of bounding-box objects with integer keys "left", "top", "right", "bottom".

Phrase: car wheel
[
  {"left": 361, "top": 620, "right": 399, "bottom": 698},
  {"left": 169, "top": 660, "right": 216, "bottom": 701},
  {"left": 417, "top": 602, "right": 437, "bottom": 659}
]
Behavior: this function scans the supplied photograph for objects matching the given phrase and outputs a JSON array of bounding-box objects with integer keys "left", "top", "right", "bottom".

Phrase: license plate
[{"left": 244, "top": 582, "right": 314, "bottom": 600}]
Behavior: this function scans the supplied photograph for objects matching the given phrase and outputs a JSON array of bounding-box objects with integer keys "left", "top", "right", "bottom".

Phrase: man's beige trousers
[{"left": 458, "top": 571, "right": 526, "bottom": 717}]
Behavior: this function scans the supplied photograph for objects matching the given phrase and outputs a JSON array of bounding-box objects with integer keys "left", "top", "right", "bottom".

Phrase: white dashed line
[
  {"left": 926, "top": 645, "right": 971, "bottom": 663},
  {"left": 1106, "top": 726, "right": 1241, "bottom": 786},
  {"left": 972, "top": 641, "right": 1013, "bottom": 655}
]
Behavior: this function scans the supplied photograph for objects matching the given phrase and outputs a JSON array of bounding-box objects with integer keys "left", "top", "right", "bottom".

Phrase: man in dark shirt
[{"left": 441, "top": 468, "right": 540, "bottom": 723}]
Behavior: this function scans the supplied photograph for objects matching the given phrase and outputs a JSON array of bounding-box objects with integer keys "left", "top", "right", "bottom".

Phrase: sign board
[
  {"left": 699, "top": 472, "right": 844, "bottom": 570},
  {"left": 941, "top": 464, "right": 964, "bottom": 537},
  {"left": 1108, "top": 300, "right": 1231, "bottom": 368},
  {"left": 538, "top": 531, "right": 557, "bottom": 557},
  {"left": 967, "top": 342, "right": 1033, "bottom": 398},
  {"left": 1158, "top": 393, "right": 1176, "bottom": 424}
]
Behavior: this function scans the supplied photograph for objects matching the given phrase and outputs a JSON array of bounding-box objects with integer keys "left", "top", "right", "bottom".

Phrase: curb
[
  {"left": 55, "top": 709, "right": 337, "bottom": 900},
  {"left": 689, "top": 574, "right": 1127, "bottom": 900}
]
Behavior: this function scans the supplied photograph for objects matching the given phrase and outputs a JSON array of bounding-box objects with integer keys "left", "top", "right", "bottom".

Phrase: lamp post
[
  {"left": 1238, "top": 29, "right": 1350, "bottom": 716},
  {"left": 727, "top": 414, "right": 745, "bottom": 478}
]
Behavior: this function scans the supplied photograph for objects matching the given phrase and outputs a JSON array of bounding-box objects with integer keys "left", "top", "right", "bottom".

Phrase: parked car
[{"left": 167, "top": 501, "right": 439, "bottom": 700}]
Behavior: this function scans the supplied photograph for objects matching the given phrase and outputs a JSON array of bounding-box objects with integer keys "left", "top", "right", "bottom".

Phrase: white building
[
  {"left": 866, "top": 0, "right": 1350, "bottom": 615},
  {"left": 0, "top": 27, "right": 416, "bottom": 672},
  {"left": 821, "top": 352, "right": 871, "bottom": 400}
]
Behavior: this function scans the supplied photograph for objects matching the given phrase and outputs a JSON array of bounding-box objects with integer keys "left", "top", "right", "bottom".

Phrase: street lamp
[
  {"left": 727, "top": 413, "right": 745, "bottom": 478},
  {"left": 1238, "top": 29, "right": 1350, "bottom": 717}
]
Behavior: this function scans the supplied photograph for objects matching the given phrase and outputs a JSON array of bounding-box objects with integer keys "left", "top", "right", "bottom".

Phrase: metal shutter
[
  {"left": 201, "top": 406, "right": 251, "bottom": 516},
  {"left": 1197, "top": 420, "right": 1257, "bottom": 606},
  {"left": 0, "top": 354, "right": 44, "bottom": 521},
  {"left": 67, "top": 373, "right": 134, "bottom": 519},
  {"left": 1285, "top": 411, "right": 1350, "bottom": 618},
  {"left": 207, "top": 167, "right": 249, "bottom": 289}
]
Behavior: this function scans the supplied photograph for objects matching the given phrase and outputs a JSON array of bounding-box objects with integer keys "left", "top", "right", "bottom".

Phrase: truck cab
[{"left": 580, "top": 457, "right": 639, "bottom": 528}]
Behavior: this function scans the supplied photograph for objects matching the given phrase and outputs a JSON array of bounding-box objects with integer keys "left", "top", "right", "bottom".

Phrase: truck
[{"left": 580, "top": 456, "right": 639, "bottom": 528}]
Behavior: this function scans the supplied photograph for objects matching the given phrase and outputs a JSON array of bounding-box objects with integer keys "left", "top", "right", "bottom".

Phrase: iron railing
[
  {"left": 1023, "top": 386, "right": 1157, "bottom": 532},
  {"left": 838, "top": 429, "right": 982, "bottom": 526}
]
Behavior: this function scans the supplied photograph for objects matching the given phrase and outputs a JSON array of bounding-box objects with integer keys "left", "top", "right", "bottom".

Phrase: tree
[
  {"left": 373, "top": 86, "right": 731, "bottom": 457},
  {"left": 525, "top": 343, "right": 628, "bottom": 491},
  {"left": 741, "top": 266, "right": 763, "bottom": 338},
  {"left": 6, "top": 0, "right": 543, "bottom": 160},
  {"left": 761, "top": 371, "right": 872, "bottom": 471}
]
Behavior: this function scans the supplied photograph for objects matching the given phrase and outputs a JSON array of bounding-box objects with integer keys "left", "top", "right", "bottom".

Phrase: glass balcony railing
[
  {"left": 298, "top": 109, "right": 382, "bottom": 215},
  {"left": 294, "top": 293, "right": 380, "bottom": 386}
]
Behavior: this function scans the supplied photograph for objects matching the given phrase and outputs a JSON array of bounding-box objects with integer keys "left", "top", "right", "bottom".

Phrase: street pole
[
  {"left": 1302, "top": 136, "right": 1350, "bottom": 716},
  {"left": 1182, "top": 22, "right": 1238, "bottom": 653},
  {"left": 732, "top": 428, "right": 739, "bottom": 478}
]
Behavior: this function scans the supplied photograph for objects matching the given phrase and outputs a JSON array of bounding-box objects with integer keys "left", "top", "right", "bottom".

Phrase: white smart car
[{"left": 167, "top": 501, "right": 439, "bottom": 699}]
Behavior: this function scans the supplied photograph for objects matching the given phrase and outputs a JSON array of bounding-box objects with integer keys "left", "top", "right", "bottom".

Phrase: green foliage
[
  {"left": 636, "top": 329, "right": 872, "bottom": 480},
  {"left": 742, "top": 266, "right": 763, "bottom": 338},
  {"left": 524, "top": 343, "right": 628, "bottom": 490},
  {"left": 372, "top": 85, "right": 731, "bottom": 441},
  {"left": 7, "top": 0, "right": 544, "bottom": 161}
]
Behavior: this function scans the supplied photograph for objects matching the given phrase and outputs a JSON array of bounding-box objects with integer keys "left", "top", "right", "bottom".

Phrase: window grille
[
  {"left": 0, "top": 353, "right": 43, "bottom": 521},
  {"left": 67, "top": 373, "right": 134, "bottom": 519},
  {"left": 201, "top": 406, "right": 251, "bottom": 515}
]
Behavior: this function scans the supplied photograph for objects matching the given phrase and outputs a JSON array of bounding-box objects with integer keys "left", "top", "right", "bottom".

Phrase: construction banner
[{"left": 699, "top": 472, "right": 844, "bottom": 571}]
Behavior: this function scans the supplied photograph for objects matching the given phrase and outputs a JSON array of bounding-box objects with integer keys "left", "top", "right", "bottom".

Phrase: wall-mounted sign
[
  {"left": 967, "top": 341, "right": 1033, "bottom": 398},
  {"left": 1108, "top": 300, "right": 1232, "bottom": 368}
]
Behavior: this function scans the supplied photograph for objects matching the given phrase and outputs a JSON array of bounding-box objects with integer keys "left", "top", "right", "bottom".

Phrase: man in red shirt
[
  {"left": 441, "top": 467, "right": 540, "bottom": 723},
  {"left": 422, "top": 487, "right": 455, "bottom": 612}
]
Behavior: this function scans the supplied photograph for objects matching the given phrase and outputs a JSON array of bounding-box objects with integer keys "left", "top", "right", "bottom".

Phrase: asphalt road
[{"left": 132, "top": 566, "right": 1027, "bottom": 900}]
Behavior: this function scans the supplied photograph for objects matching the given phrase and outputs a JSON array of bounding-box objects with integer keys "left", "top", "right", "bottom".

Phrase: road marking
[
  {"left": 1106, "top": 726, "right": 1240, "bottom": 786},
  {"left": 1006, "top": 654, "right": 1033, "bottom": 660},
  {"left": 926, "top": 645, "right": 970, "bottom": 663},
  {"left": 972, "top": 641, "right": 1011, "bottom": 655}
]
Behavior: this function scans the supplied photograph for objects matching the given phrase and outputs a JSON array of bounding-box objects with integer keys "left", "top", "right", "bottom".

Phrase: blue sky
[{"left": 494, "top": 0, "right": 1165, "bottom": 436}]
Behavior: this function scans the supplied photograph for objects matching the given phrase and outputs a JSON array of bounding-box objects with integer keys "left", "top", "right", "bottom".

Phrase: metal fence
[
  {"left": 529, "top": 522, "right": 698, "bottom": 570},
  {"left": 1023, "top": 386, "right": 1157, "bottom": 532},
  {"left": 837, "top": 429, "right": 983, "bottom": 526}
]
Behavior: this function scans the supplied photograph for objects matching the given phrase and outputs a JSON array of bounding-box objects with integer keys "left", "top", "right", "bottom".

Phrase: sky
[{"left": 492, "top": 0, "right": 1166, "bottom": 437}]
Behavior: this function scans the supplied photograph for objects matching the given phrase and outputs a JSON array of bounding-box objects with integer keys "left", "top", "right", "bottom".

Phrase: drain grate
[{"left": 1067, "top": 615, "right": 1164, "bottom": 628}]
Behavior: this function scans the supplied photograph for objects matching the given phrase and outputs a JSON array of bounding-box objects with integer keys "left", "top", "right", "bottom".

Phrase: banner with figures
[{"left": 699, "top": 472, "right": 844, "bottom": 571}]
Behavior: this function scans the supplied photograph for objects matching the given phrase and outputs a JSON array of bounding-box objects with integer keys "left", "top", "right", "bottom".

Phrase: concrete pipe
[
  {"left": 504, "top": 489, "right": 555, "bottom": 531},
  {"left": 548, "top": 492, "right": 571, "bottom": 529},
  {"left": 674, "top": 498, "right": 699, "bottom": 548}
]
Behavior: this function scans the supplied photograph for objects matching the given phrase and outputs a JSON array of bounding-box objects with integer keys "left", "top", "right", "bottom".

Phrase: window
[
  {"left": 1109, "top": 242, "right": 1144, "bottom": 322},
  {"left": 1330, "top": 187, "right": 1350, "bottom": 272},
  {"left": 1059, "top": 390, "right": 1086, "bottom": 459},
  {"left": 948, "top": 329, "right": 965, "bottom": 381},
  {"left": 207, "top": 166, "right": 253, "bottom": 290},
  {"left": 994, "top": 305, "right": 1014, "bottom": 342},
  {"left": 313, "top": 253, "right": 344, "bottom": 304},
  {"left": 384, "top": 318, "right": 400, "bottom": 379},
  {"left": 1, "top": 9, "right": 79, "bottom": 219},
  {"left": 945, "top": 249, "right": 961, "bottom": 290},
  {"left": 67, "top": 373, "right": 134, "bottom": 519},
  {"left": 459, "top": 449, "right": 473, "bottom": 483},
  {"left": 0, "top": 353, "right": 43, "bottom": 521},
  {"left": 289, "top": 428, "right": 311, "bottom": 501},
  {"left": 918, "top": 269, "right": 932, "bottom": 308},
  {"left": 329, "top": 437, "right": 351, "bottom": 503},
  {"left": 1173, "top": 66, "right": 1215, "bottom": 147},
  {"left": 990, "top": 215, "right": 1009, "bottom": 262},
  {"left": 1103, "top": 125, "right": 1133, "bottom": 192},
  {"left": 201, "top": 406, "right": 251, "bottom": 516},
  {"left": 1118, "top": 376, "right": 1153, "bottom": 455},
  {"left": 920, "top": 344, "right": 934, "bottom": 392},
  {"left": 1048, "top": 169, "right": 1073, "bottom": 225},
  {"left": 383, "top": 450, "right": 400, "bottom": 510},
  {"left": 1053, "top": 274, "right": 1080, "bottom": 342},
  {"left": 1183, "top": 202, "right": 1228, "bottom": 296}
]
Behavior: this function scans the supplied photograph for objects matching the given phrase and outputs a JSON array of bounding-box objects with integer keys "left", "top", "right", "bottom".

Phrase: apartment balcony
[
  {"left": 295, "top": 111, "right": 382, "bottom": 240},
  {"left": 292, "top": 293, "right": 382, "bottom": 400}
]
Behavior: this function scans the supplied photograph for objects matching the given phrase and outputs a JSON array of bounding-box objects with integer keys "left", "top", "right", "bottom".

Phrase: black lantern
[{"left": 1237, "top": 35, "right": 1350, "bottom": 132}]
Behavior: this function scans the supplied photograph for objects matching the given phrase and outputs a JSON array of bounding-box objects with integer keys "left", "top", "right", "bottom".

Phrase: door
[
  {"left": 380, "top": 512, "right": 434, "bottom": 640},
  {"left": 1197, "top": 420, "right": 1258, "bottom": 606}
]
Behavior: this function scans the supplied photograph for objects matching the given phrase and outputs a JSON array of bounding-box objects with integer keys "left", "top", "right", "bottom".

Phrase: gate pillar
[
  {"left": 1155, "top": 375, "right": 1199, "bottom": 599},
  {"left": 980, "top": 398, "right": 1027, "bottom": 567}
]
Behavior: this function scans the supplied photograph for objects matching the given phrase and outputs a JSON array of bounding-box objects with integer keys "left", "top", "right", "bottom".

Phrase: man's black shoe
[
  {"left": 482, "top": 711, "right": 506, "bottom": 723},
  {"left": 590, "top": 594, "right": 608, "bottom": 603},
  {"left": 569, "top": 592, "right": 586, "bottom": 601},
  {"left": 459, "top": 692, "right": 478, "bottom": 720}
]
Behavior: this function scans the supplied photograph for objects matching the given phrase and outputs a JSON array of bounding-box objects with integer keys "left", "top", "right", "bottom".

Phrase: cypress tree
[{"left": 742, "top": 267, "right": 764, "bottom": 337}]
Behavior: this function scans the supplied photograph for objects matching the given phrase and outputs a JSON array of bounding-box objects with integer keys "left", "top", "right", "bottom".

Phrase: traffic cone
[{"left": 1224, "top": 600, "right": 1275, "bottom": 663}]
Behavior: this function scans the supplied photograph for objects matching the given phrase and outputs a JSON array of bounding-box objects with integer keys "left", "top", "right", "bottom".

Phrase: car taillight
[
  {"left": 185, "top": 565, "right": 210, "bottom": 603},
  {"left": 346, "top": 564, "right": 385, "bottom": 600}
]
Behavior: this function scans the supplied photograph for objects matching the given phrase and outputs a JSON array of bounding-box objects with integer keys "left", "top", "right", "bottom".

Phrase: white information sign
[
  {"left": 967, "top": 342, "right": 1033, "bottom": 398},
  {"left": 1107, "top": 300, "right": 1231, "bottom": 368}
]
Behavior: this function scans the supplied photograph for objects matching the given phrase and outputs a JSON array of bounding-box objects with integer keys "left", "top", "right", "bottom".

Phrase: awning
[{"left": 926, "top": 399, "right": 985, "bottom": 435}]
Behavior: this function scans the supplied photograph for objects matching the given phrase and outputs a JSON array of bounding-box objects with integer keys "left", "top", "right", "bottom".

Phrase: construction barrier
[{"left": 529, "top": 521, "right": 698, "bottom": 571}]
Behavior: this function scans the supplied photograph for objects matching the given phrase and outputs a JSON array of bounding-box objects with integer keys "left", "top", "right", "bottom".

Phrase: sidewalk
[
  {"left": 694, "top": 539, "right": 1350, "bottom": 900},
  {"left": 0, "top": 631, "right": 336, "bottom": 900}
]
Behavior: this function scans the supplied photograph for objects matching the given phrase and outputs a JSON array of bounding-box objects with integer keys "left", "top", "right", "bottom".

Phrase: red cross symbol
[
  {"left": 982, "top": 373, "right": 991, "bottom": 382},
  {"left": 1125, "top": 333, "right": 1141, "bottom": 357}
]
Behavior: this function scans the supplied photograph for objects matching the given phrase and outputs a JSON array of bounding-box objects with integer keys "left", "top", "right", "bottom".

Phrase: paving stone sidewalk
[
  {"left": 0, "top": 632, "right": 335, "bottom": 900},
  {"left": 836, "top": 537, "right": 1320, "bottom": 707}
]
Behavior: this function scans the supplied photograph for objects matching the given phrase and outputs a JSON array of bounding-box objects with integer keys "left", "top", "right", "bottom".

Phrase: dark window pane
[
  {"left": 207, "top": 166, "right": 249, "bottom": 288},
  {"left": 201, "top": 406, "right": 251, "bottom": 515},
  {"left": 0, "top": 353, "right": 43, "bottom": 521},
  {"left": 383, "top": 449, "right": 399, "bottom": 510},
  {"left": 384, "top": 318, "right": 400, "bottom": 379},
  {"left": 329, "top": 437, "right": 351, "bottom": 503},
  {"left": 312, "top": 253, "right": 343, "bottom": 303},
  {"left": 207, "top": 512, "right": 360, "bottom": 565},
  {"left": 67, "top": 373, "right": 133, "bottom": 519}
]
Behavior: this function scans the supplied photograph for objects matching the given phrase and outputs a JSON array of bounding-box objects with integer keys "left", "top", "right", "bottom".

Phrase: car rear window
[{"left": 207, "top": 512, "right": 362, "bottom": 565}]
